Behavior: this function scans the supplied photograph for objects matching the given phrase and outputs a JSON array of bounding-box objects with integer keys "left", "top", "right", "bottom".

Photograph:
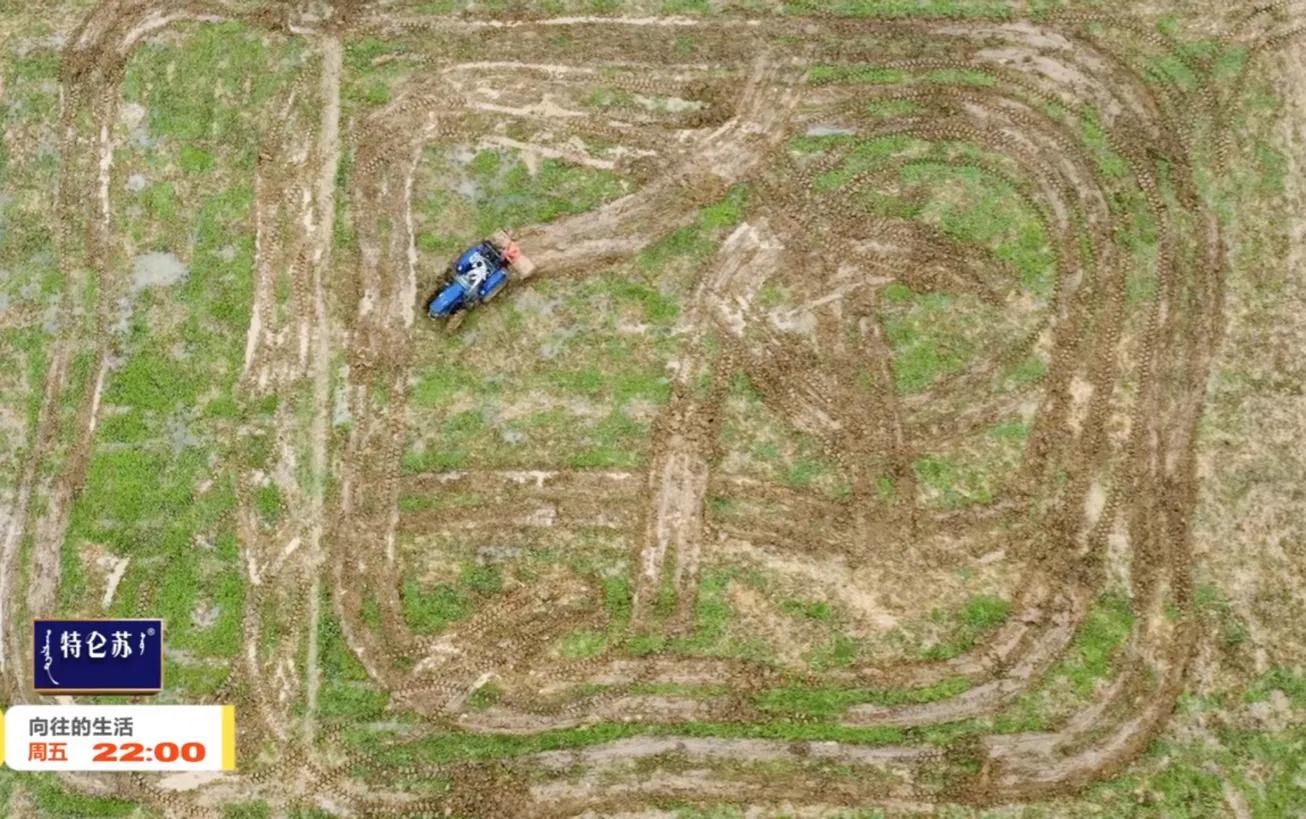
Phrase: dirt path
[
  {"left": 235, "top": 57, "right": 335, "bottom": 751},
  {"left": 516, "top": 58, "right": 798, "bottom": 274},
  {"left": 528, "top": 735, "right": 935, "bottom": 772},
  {"left": 1281, "top": 20, "right": 1306, "bottom": 277},
  {"left": 302, "top": 32, "right": 343, "bottom": 748},
  {"left": 632, "top": 221, "right": 782, "bottom": 627},
  {"left": 0, "top": 350, "right": 67, "bottom": 678}
]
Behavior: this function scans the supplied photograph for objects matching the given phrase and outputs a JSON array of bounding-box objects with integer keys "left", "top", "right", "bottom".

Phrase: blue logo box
[{"left": 33, "top": 619, "right": 164, "bottom": 694}]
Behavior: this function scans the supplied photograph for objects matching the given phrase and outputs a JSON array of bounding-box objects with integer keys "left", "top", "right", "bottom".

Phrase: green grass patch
[
  {"left": 922, "top": 595, "right": 1012, "bottom": 661},
  {"left": 1082, "top": 715, "right": 1306, "bottom": 818},
  {"left": 104, "top": 348, "right": 202, "bottom": 412},
  {"left": 785, "top": 0, "right": 1013, "bottom": 19},
  {"left": 401, "top": 563, "right": 503, "bottom": 634},
  {"left": 400, "top": 578, "right": 471, "bottom": 632},
  {"left": 882, "top": 289, "right": 973, "bottom": 393},
  {"left": 1257, "top": 142, "right": 1289, "bottom": 195},
  {"left": 398, "top": 494, "right": 436, "bottom": 513},
  {"left": 671, "top": 568, "right": 735, "bottom": 651},
  {"left": 807, "top": 65, "right": 995, "bottom": 86},
  {"left": 462, "top": 148, "right": 626, "bottom": 235},
  {"left": 319, "top": 604, "right": 389, "bottom": 720},
  {"left": 627, "top": 682, "right": 729, "bottom": 698},
  {"left": 122, "top": 22, "right": 303, "bottom": 168},
  {"left": 586, "top": 86, "right": 638, "bottom": 108},
  {"left": 629, "top": 567, "right": 768, "bottom": 661},
  {"left": 809, "top": 633, "right": 862, "bottom": 671},
  {"left": 783, "top": 456, "right": 838, "bottom": 490},
  {"left": 809, "top": 145, "right": 1055, "bottom": 298},
  {"left": 567, "top": 409, "right": 650, "bottom": 469},
  {"left": 604, "top": 574, "right": 633, "bottom": 623},
  {"left": 990, "top": 419, "right": 1029, "bottom": 442},
  {"left": 811, "top": 135, "right": 926, "bottom": 190},
  {"left": 638, "top": 184, "right": 751, "bottom": 270},
  {"left": 781, "top": 598, "right": 835, "bottom": 622},
  {"left": 3, "top": 49, "right": 62, "bottom": 123},
  {"left": 1194, "top": 584, "right": 1250, "bottom": 650},
  {"left": 1004, "top": 355, "right": 1047, "bottom": 388},
  {"left": 912, "top": 454, "right": 997, "bottom": 509},
  {"left": 253, "top": 483, "right": 284, "bottom": 524},
  {"left": 1146, "top": 54, "right": 1201, "bottom": 94},
  {"left": 661, "top": 0, "right": 711, "bottom": 11},
  {"left": 21, "top": 775, "right": 145, "bottom": 818},
  {"left": 608, "top": 278, "right": 681, "bottom": 325},
  {"left": 410, "top": 363, "right": 479, "bottom": 408},
  {"left": 561, "top": 628, "right": 608, "bottom": 658},
  {"left": 57, "top": 23, "right": 274, "bottom": 688},
  {"left": 1212, "top": 46, "right": 1249, "bottom": 83},
  {"left": 1079, "top": 110, "right": 1130, "bottom": 180},
  {"left": 759, "top": 676, "right": 971, "bottom": 718},
  {"left": 467, "top": 682, "right": 503, "bottom": 710},
  {"left": 343, "top": 35, "right": 404, "bottom": 72},
  {"left": 866, "top": 98, "right": 925, "bottom": 118},
  {"left": 1245, "top": 667, "right": 1306, "bottom": 708},
  {"left": 899, "top": 162, "right": 1056, "bottom": 295},
  {"left": 998, "top": 592, "right": 1134, "bottom": 731}
]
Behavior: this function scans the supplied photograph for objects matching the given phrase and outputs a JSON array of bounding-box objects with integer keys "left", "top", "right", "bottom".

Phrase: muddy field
[{"left": 1, "top": 0, "right": 1304, "bottom": 816}]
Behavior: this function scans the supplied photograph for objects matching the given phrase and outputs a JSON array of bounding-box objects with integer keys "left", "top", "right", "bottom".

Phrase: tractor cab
[
  {"left": 426, "top": 231, "right": 536, "bottom": 326},
  {"left": 453, "top": 243, "right": 503, "bottom": 293}
]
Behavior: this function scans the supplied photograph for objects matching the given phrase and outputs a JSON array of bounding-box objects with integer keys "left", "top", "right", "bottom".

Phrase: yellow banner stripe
[{"left": 221, "top": 705, "right": 235, "bottom": 771}]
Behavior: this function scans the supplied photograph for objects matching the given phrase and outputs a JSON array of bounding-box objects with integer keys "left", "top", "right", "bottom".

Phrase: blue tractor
[{"left": 427, "top": 230, "right": 535, "bottom": 329}]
